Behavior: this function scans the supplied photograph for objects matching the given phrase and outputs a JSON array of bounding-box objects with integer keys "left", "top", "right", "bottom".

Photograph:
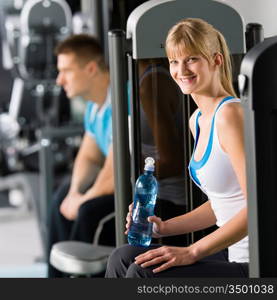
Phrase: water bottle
[{"left": 128, "top": 157, "right": 158, "bottom": 247}]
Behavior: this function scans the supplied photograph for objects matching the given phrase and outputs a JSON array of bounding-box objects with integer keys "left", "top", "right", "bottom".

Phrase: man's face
[{"left": 56, "top": 52, "right": 91, "bottom": 99}]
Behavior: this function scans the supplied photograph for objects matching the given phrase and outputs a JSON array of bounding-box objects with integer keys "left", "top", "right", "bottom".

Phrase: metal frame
[
  {"left": 39, "top": 125, "right": 83, "bottom": 253},
  {"left": 127, "top": 55, "right": 141, "bottom": 187},
  {"left": 108, "top": 30, "right": 131, "bottom": 246}
]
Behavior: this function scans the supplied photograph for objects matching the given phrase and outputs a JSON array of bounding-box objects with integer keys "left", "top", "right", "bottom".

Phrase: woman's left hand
[{"left": 134, "top": 246, "right": 197, "bottom": 273}]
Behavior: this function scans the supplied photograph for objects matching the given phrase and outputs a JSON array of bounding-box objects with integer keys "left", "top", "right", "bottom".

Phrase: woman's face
[{"left": 168, "top": 53, "right": 216, "bottom": 96}]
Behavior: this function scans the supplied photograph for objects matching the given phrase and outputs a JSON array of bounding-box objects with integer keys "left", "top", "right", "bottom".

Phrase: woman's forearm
[
  {"left": 162, "top": 200, "right": 217, "bottom": 236},
  {"left": 189, "top": 207, "right": 248, "bottom": 261}
]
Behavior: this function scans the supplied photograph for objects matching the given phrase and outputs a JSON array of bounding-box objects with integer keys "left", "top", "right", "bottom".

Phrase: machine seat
[
  {"left": 50, "top": 211, "right": 115, "bottom": 276},
  {"left": 50, "top": 241, "right": 114, "bottom": 276}
]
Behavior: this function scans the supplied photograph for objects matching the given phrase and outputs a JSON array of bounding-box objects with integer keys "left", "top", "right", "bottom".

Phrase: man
[{"left": 47, "top": 34, "right": 115, "bottom": 277}]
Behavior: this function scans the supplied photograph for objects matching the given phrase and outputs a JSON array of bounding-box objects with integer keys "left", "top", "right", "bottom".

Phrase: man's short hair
[{"left": 55, "top": 34, "right": 107, "bottom": 70}]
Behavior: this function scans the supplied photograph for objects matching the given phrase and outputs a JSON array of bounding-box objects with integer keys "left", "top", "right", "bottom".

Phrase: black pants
[
  {"left": 105, "top": 244, "right": 249, "bottom": 278},
  {"left": 47, "top": 181, "right": 115, "bottom": 278}
]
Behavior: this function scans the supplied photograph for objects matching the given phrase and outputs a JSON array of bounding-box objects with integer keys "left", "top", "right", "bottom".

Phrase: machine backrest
[{"left": 18, "top": 0, "right": 72, "bottom": 81}]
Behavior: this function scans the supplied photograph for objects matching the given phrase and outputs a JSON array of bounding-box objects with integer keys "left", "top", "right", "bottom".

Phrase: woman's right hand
[{"left": 148, "top": 215, "right": 165, "bottom": 238}]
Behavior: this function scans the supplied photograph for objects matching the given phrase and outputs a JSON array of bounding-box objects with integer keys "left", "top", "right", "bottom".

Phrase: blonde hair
[{"left": 165, "top": 18, "right": 236, "bottom": 97}]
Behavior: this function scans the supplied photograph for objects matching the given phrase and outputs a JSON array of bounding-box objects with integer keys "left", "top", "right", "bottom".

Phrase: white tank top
[{"left": 188, "top": 97, "right": 249, "bottom": 263}]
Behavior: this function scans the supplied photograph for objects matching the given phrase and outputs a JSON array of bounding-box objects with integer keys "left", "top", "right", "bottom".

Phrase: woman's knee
[
  {"left": 105, "top": 245, "right": 129, "bottom": 277},
  {"left": 126, "top": 263, "right": 153, "bottom": 278},
  {"left": 108, "top": 244, "right": 160, "bottom": 265},
  {"left": 106, "top": 244, "right": 143, "bottom": 277},
  {"left": 107, "top": 246, "right": 123, "bottom": 266},
  {"left": 109, "top": 244, "right": 136, "bottom": 263}
]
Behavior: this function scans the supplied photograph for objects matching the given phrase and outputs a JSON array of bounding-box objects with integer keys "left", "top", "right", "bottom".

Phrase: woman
[{"left": 105, "top": 18, "right": 248, "bottom": 278}]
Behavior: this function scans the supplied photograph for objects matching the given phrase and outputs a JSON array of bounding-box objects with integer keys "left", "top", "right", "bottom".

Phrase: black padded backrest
[{"left": 240, "top": 36, "right": 277, "bottom": 277}]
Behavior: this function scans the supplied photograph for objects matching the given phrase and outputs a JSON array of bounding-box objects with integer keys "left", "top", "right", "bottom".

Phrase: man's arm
[
  {"left": 60, "top": 133, "right": 105, "bottom": 220},
  {"left": 69, "top": 133, "right": 105, "bottom": 194},
  {"left": 82, "top": 146, "right": 114, "bottom": 199}
]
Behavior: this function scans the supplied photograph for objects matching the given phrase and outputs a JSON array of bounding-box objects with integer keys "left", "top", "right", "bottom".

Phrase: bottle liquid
[{"left": 128, "top": 157, "right": 158, "bottom": 247}]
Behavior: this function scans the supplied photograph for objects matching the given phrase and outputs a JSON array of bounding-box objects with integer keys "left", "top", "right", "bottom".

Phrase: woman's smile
[{"left": 179, "top": 75, "right": 197, "bottom": 84}]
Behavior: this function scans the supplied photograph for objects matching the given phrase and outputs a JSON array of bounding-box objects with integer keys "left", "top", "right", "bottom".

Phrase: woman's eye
[
  {"left": 169, "top": 60, "right": 177, "bottom": 65},
  {"left": 187, "top": 57, "right": 198, "bottom": 63}
]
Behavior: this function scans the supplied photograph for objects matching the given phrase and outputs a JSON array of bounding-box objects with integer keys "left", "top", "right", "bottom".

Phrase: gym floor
[{"left": 0, "top": 192, "right": 47, "bottom": 278}]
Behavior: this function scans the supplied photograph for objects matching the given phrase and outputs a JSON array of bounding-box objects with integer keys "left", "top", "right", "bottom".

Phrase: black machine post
[
  {"left": 239, "top": 36, "right": 277, "bottom": 277},
  {"left": 108, "top": 29, "right": 131, "bottom": 246}
]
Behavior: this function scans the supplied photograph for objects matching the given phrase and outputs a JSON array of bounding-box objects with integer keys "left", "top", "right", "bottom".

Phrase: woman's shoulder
[
  {"left": 216, "top": 99, "right": 243, "bottom": 127},
  {"left": 216, "top": 98, "right": 245, "bottom": 155}
]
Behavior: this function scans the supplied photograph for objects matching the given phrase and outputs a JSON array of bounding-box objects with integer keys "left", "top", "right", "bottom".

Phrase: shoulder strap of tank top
[
  {"left": 194, "top": 109, "right": 202, "bottom": 148},
  {"left": 211, "top": 96, "right": 239, "bottom": 132},
  {"left": 214, "top": 96, "right": 236, "bottom": 115},
  {"left": 213, "top": 96, "right": 240, "bottom": 112},
  {"left": 212, "top": 96, "right": 241, "bottom": 151}
]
